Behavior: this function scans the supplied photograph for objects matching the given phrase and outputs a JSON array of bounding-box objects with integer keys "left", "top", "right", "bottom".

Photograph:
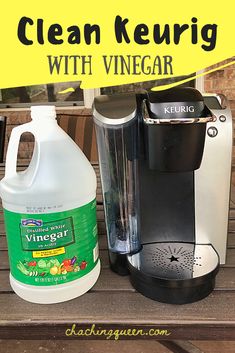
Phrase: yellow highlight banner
[
  {"left": 32, "top": 247, "right": 65, "bottom": 258},
  {"left": 0, "top": 0, "right": 234, "bottom": 90}
]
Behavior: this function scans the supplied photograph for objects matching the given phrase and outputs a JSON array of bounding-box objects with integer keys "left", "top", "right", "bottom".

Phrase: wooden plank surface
[
  {"left": 0, "top": 293, "right": 235, "bottom": 340},
  {"left": 0, "top": 340, "right": 234, "bottom": 353},
  {"left": 0, "top": 164, "right": 234, "bottom": 340},
  {"left": 0, "top": 340, "right": 173, "bottom": 353}
]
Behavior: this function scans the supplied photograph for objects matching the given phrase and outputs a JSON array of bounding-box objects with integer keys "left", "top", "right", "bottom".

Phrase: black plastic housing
[
  {"left": 109, "top": 251, "right": 129, "bottom": 276},
  {"left": 144, "top": 87, "right": 212, "bottom": 172},
  {"left": 128, "top": 254, "right": 219, "bottom": 304},
  {"left": 145, "top": 123, "right": 206, "bottom": 171}
]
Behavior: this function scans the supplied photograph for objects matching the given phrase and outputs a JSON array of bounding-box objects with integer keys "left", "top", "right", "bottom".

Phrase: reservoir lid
[{"left": 93, "top": 93, "right": 138, "bottom": 125}]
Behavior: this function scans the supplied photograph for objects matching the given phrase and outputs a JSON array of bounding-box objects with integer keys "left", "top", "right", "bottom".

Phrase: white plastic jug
[{"left": 0, "top": 106, "right": 100, "bottom": 304}]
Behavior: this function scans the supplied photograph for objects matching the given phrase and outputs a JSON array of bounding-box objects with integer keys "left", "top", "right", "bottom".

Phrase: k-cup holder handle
[{"left": 144, "top": 115, "right": 216, "bottom": 125}]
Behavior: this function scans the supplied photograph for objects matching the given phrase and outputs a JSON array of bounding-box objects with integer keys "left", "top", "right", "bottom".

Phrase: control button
[
  {"left": 207, "top": 127, "right": 218, "bottom": 138},
  {"left": 219, "top": 115, "right": 226, "bottom": 122}
]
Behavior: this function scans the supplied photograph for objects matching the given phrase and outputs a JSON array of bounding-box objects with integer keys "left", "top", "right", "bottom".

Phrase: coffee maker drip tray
[{"left": 128, "top": 242, "right": 219, "bottom": 304}]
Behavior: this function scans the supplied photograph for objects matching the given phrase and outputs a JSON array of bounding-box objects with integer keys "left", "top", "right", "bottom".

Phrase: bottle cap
[{"left": 31, "top": 105, "right": 56, "bottom": 120}]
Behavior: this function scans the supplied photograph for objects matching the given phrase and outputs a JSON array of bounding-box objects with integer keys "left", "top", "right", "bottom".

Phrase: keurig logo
[
  {"left": 164, "top": 106, "right": 195, "bottom": 114},
  {"left": 149, "top": 101, "right": 203, "bottom": 119}
]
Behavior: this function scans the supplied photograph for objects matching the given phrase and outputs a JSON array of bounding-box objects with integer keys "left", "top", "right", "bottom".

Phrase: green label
[
  {"left": 4, "top": 199, "right": 99, "bottom": 286},
  {"left": 20, "top": 217, "right": 75, "bottom": 251}
]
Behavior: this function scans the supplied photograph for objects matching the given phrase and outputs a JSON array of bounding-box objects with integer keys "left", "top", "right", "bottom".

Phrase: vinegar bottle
[{"left": 0, "top": 106, "right": 100, "bottom": 304}]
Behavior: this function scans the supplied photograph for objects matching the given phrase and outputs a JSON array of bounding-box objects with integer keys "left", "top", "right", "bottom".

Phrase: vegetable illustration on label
[{"left": 17, "top": 256, "right": 89, "bottom": 278}]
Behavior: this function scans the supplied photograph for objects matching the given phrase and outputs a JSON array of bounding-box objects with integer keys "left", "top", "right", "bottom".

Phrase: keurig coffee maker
[{"left": 93, "top": 87, "right": 232, "bottom": 304}]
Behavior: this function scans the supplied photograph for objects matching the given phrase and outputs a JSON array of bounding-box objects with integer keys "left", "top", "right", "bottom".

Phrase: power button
[
  {"left": 219, "top": 115, "right": 226, "bottom": 122},
  {"left": 207, "top": 127, "right": 218, "bottom": 138}
]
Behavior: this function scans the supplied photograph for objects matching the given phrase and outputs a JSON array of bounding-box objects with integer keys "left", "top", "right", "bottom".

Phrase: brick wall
[
  {"left": 204, "top": 57, "right": 235, "bottom": 178},
  {"left": 204, "top": 57, "right": 235, "bottom": 119}
]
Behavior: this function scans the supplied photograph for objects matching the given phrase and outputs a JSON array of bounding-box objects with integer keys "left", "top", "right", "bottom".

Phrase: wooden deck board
[
  {"left": 0, "top": 340, "right": 234, "bottom": 353},
  {"left": 0, "top": 290, "right": 235, "bottom": 325},
  {"left": 0, "top": 292, "right": 235, "bottom": 340},
  {"left": 0, "top": 340, "right": 174, "bottom": 353}
]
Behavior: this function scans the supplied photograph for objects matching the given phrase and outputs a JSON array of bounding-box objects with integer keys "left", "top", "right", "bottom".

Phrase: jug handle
[{"left": 5, "top": 123, "right": 35, "bottom": 179}]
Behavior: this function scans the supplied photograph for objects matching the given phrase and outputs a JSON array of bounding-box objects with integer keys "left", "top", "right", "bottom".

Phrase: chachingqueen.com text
[{"left": 65, "top": 323, "right": 171, "bottom": 340}]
